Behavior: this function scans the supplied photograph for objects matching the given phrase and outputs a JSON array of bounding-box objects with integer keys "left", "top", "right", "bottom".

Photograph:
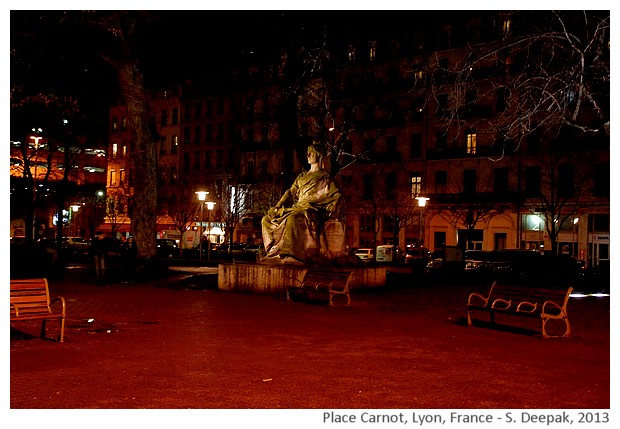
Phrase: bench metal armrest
[
  {"left": 50, "top": 296, "right": 66, "bottom": 316},
  {"left": 467, "top": 292, "right": 488, "bottom": 306},
  {"left": 541, "top": 300, "right": 564, "bottom": 318}
]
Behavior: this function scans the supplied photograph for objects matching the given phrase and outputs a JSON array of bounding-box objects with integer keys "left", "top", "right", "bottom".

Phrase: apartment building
[{"left": 105, "top": 11, "right": 609, "bottom": 267}]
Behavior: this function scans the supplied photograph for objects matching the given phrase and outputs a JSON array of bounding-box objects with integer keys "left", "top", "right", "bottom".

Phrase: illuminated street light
[
  {"left": 415, "top": 196, "right": 429, "bottom": 245},
  {"left": 70, "top": 205, "right": 81, "bottom": 237},
  {"left": 195, "top": 191, "right": 209, "bottom": 262},
  {"left": 205, "top": 201, "right": 216, "bottom": 261}
]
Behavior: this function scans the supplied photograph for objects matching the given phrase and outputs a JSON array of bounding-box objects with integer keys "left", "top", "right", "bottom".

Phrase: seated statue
[{"left": 261, "top": 144, "right": 343, "bottom": 264}]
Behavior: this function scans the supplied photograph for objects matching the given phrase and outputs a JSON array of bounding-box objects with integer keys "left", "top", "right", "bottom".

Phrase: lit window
[
  {"left": 112, "top": 143, "right": 118, "bottom": 158},
  {"left": 110, "top": 169, "right": 116, "bottom": 187},
  {"left": 502, "top": 19, "right": 511, "bottom": 37},
  {"left": 369, "top": 41, "right": 377, "bottom": 61},
  {"left": 348, "top": 45, "right": 356, "bottom": 62},
  {"left": 467, "top": 133, "right": 477, "bottom": 154},
  {"left": 410, "top": 174, "right": 422, "bottom": 198}
]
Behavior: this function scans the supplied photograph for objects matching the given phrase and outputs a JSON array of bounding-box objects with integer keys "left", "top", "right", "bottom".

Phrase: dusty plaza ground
[{"left": 8, "top": 266, "right": 611, "bottom": 426}]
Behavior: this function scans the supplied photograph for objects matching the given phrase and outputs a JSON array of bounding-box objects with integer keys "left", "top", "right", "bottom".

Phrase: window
[
  {"left": 171, "top": 108, "right": 178, "bottom": 125},
  {"left": 247, "top": 161, "right": 254, "bottom": 178},
  {"left": 410, "top": 173, "right": 422, "bottom": 197},
  {"left": 525, "top": 166, "right": 541, "bottom": 197},
  {"left": 502, "top": 17, "right": 512, "bottom": 37},
  {"left": 410, "top": 133, "right": 422, "bottom": 158},
  {"left": 171, "top": 135, "right": 178, "bottom": 153},
  {"left": 183, "top": 153, "right": 190, "bottom": 171},
  {"left": 194, "top": 126, "right": 201, "bottom": 144},
  {"left": 436, "top": 94, "right": 448, "bottom": 113},
  {"left": 193, "top": 151, "right": 201, "bottom": 170},
  {"left": 436, "top": 131, "right": 448, "bottom": 151},
  {"left": 348, "top": 45, "right": 356, "bottom": 62},
  {"left": 386, "top": 173, "right": 397, "bottom": 200},
  {"left": 435, "top": 170, "right": 448, "bottom": 193},
  {"left": 206, "top": 124, "right": 213, "bottom": 142},
  {"left": 109, "top": 169, "right": 116, "bottom": 187},
  {"left": 463, "top": 169, "right": 476, "bottom": 194},
  {"left": 119, "top": 169, "right": 125, "bottom": 186},
  {"left": 386, "top": 136, "right": 397, "bottom": 153},
  {"left": 204, "top": 151, "right": 211, "bottom": 169},
  {"left": 216, "top": 150, "right": 223, "bottom": 168},
  {"left": 363, "top": 174, "right": 374, "bottom": 200},
  {"left": 369, "top": 40, "right": 377, "bottom": 61},
  {"left": 592, "top": 162, "right": 610, "bottom": 197},
  {"left": 184, "top": 104, "right": 191, "bottom": 120},
  {"left": 413, "top": 31, "right": 425, "bottom": 52},
  {"left": 195, "top": 102, "right": 202, "bottom": 118},
  {"left": 183, "top": 127, "right": 191, "bottom": 144},
  {"left": 112, "top": 117, "right": 118, "bottom": 131},
  {"left": 121, "top": 117, "right": 126, "bottom": 130},
  {"left": 360, "top": 215, "right": 374, "bottom": 233},
  {"left": 217, "top": 99, "right": 224, "bottom": 115},
  {"left": 466, "top": 132, "right": 477, "bottom": 154},
  {"left": 261, "top": 160, "right": 269, "bottom": 176},
  {"left": 160, "top": 110, "right": 167, "bottom": 126},
  {"left": 465, "top": 90, "right": 477, "bottom": 106},
  {"left": 494, "top": 168, "right": 509, "bottom": 194},
  {"left": 217, "top": 123, "right": 224, "bottom": 141},
  {"left": 363, "top": 138, "right": 374, "bottom": 153},
  {"left": 496, "top": 87, "right": 508, "bottom": 113},
  {"left": 112, "top": 143, "right": 118, "bottom": 158},
  {"left": 558, "top": 164, "right": 575, "bottom": 198}
]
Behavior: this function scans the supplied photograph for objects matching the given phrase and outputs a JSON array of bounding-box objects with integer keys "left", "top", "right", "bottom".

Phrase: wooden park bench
[
  {"left": 286, "top": 268, "right": 353, "bottom": 306},
  {"left": 467, "top": 281, "right": 573, "bottom": 338},
  {"left": 10, "top": 278, "right": 66, "bottom": 342}
]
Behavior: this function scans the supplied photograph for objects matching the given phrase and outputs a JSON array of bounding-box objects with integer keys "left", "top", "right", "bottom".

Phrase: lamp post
[
  {"left": 573, "top": 217, "right": 579, "bottom": 257},
  {"left": 195, "top": 191, "right": 209, "bottom": 262},
  {"left": 415, "top": 196, "right": 429, "bottom": 246},
  {"left": 70, "top": 205, "right": 81, "bottom": 236},
  {"left": 206, "top": 201, "right": 216, "bottom": 261}
]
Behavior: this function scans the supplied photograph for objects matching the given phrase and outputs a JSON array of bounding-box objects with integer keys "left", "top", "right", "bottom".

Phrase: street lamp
[
  {"left": 206, "top": 201, "right": 216, "bottom": 261},
  {"left": 195, "top": 191, "right": 209, "bottom": 262},
  {"left": 70, "top": 205, "right": 81, "bottom": 236},
  {"left": 415, "top": 196, "right": 429, "bottom": 246}
]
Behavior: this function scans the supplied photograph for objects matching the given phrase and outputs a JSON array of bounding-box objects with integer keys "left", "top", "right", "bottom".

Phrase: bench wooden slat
[
  {"left": 10, "top": 278, "right": 66, "bottom": 342},
  {"left": 467, "top": 281, "right": 572, "bottom": 338}
]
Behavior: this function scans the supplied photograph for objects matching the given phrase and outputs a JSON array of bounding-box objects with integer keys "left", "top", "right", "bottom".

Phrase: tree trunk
[{"left": 117, "top": 60, "right": 157, "bottom": 260}]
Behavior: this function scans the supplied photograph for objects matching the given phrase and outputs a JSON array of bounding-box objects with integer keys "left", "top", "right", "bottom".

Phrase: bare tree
[
  {"left": 163, "top": 188, "right": 200, "bottom": 258},
  {"left": 425, "top": 11, "right": 609, "bottom": 158}
]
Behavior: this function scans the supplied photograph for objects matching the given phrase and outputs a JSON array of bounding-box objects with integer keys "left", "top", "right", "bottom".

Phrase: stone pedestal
[{"left": 218, "top": 262, "right": 388, "bottom": 295}]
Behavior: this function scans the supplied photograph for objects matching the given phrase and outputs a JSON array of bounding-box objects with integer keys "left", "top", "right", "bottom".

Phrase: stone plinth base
[{"left": 218, "top": 262, "right": 388, "bottom": 295}]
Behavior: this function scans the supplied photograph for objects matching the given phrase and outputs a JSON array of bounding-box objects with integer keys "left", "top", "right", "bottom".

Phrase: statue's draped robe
[{"left": 262, "top": 169, "right": 341, "bottom": 262}]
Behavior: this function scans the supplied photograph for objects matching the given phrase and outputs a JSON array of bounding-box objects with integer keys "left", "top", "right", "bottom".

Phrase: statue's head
[{"left": 307, "top": 144, "right": 326, "bottom": 159}]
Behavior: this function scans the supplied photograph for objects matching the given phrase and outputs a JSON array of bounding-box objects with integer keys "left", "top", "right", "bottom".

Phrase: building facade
[{"left": 105, "top": 11, "right": 610, "bottom": 267}]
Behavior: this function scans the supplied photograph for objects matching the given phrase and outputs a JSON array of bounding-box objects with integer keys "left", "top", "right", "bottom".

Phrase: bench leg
[
  {"left": 59, "top": 317, "right": 65, "bottom": 342},
  {"left": 40, "top": 319, "right": 47, "bottom": 339},
  {"left": 541, "top": 317, "right": 571, "bottom": 339}
]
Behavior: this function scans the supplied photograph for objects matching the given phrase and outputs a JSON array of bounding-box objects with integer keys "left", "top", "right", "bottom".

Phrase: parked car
[
  {"left": 65, "top": 237, "right": 90, "bottom": 253},
  {"left": 216, "top": 242, "right": 246, "bottom": 258},
  {"left": 157, "top": 238, "right": 179, "bottom": 258},
  {"left": 404, "top": 246, "right": 431, "bottom": 269},
  {"left": 375, "top": 245, "right": 405, "bottom": 264},
  {"left": 464, "top": 250, "right": 494, "bottom": 270},
  {"left": 354, "top": 248, "right": 374, "bottom": 262}
]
